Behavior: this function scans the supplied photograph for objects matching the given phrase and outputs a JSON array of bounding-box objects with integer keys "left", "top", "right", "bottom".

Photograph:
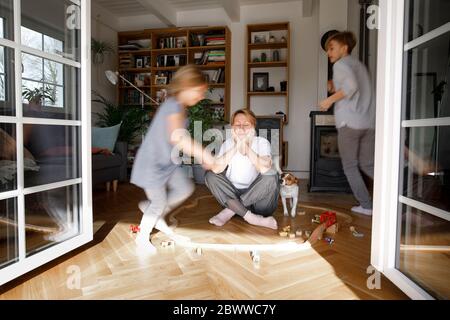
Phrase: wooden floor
[{"left": 0, "top": 181, "right": 408, "bottom": 299}]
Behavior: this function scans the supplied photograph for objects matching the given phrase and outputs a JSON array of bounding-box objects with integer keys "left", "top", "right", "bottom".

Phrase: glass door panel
[
  {"left": 0, "top": 197, "right": 18, "bottom": 268},
  {"left": 396, "top": 0, "right": 450, "bottom": 299}
]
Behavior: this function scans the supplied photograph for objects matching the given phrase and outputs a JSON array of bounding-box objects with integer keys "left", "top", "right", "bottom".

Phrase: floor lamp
[
  {"left": 105, "top": 70, "right": 159, "bottom": 108},
  {"left": 105, "top": 70, "right": 159, "bottom": 142}
]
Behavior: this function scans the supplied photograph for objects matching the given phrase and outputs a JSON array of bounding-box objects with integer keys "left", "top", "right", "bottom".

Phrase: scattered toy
[
  {"left": 324, "top": 237, "right": 335, "bottom": 245},
  {"left": 349, "top": 226, "right": 364, "bottom": 238},
  {"left": 196, "top": 247, "right": 202, "bottom": 255},
  {"left": 282, "top": 226, "right": 291, "bottom": 232},
  {"left": 289, "top": 233, "right": 296, "bottom": 239},
  {"left": 250, "top": 251, "right": 260, "bottom": 263},
  {"left": 326, "top": 223, "right": 339, "bottom": 234},
  {"left": 295, "top": 229, "right": 303, "bottom": 237},
  {"left": 305, "top": 230, "right": 311, "bottom": 238},
  {"left": 307, "top": 223, "right": 327, "bottom": 245},
  {"left": 297, "top": 211, "right": 306, "bottom": 216},
  {"left": 279, "top": 231, "right": 288, "bottom": 237},
  {"left": 320, "top": 211, "right": 337, "bottom": 228},
  {"left": 130, "top": 225, "right": 140, "bottom": 234},
  {"left": 312, "top": 217, "right": 321, "bottom": 224},
  {"left": 161, "top": 240, "right": 174, "bottom": 247}
]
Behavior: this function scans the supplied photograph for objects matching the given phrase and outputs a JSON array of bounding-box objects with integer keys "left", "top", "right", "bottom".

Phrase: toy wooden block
[
  {"left": 326, "top": 223, "right": 339, "bottom": 234},
  {"left": 282, "top": 226, "right": 291, "bottom": 232},
  {"left": 250, "top": 251, "right": 260, "bottom": 263},
  {"left": 304, "top": 230, "right": 311, "bottom": 238},
  {"left": 349, "top": 226, "right": 364, "bottom": 238},
  {"left": 161, "top": 240, "right": 174, "bottom": 247},
  {"left": 297, "top": 211, "right": 306, "bottom": 216},
  {"left": 307, "top": 223, "right": 327, "bottom": 245},
  {"left": 279, "top": 231, "right": 288, "bottom": 237},
  {"left": 289, "top": 233, "right": 296, "bottom": 239},
  {"left": 196, "top": 247, "right": 202, "bottom": 255},
  {"left": 295, "top": 230, "right": 303, "bottom": 237}
]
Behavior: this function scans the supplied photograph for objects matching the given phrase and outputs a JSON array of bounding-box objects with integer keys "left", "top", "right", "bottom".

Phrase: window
[{"left": 21, "top": 27, "right": 64, "bottom": 109}]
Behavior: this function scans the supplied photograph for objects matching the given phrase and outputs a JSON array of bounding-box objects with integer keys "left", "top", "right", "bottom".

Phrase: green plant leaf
[{"left": 92, "top": 91, "right": 152, "bottom": 145}]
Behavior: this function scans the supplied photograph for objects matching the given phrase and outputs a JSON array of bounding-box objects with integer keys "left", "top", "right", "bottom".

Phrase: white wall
[
  {"left": 317, "top": 0, "right": 348, "bottom": 102},
  {"left": 91, "top": 3, "right": 120, "bottom": 125}
]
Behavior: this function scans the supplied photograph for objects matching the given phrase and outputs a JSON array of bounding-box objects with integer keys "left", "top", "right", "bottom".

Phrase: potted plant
[
  {"left": 187, "top": 97, "right": 217, "bottom": 184},
  {"left": 91, "top": 38, "right": 114, "bottom": 65},
  {"left": 92, "top": 91, "right": 152, "bottom": 147},
  {"left": 22, "top": 86, "right": 55, "bottom": 105}
]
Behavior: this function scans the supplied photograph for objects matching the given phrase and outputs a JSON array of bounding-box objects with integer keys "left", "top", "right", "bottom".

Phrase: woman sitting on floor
[{"left": 205, "top": 109, "right": 280, "bottom": 230}]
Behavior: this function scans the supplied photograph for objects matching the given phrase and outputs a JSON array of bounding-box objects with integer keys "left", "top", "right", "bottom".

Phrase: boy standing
[{"left": 319, "top": 31, "right": 375, "bottom": 216}]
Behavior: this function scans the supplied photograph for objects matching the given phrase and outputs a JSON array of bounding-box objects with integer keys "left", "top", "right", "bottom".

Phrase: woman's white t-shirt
[{"left": 217, "top": 136, "right": 272, "bottom": 189}]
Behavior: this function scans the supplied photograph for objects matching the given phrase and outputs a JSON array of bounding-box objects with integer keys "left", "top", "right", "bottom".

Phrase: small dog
[{"left": 280, "top": 173, "right": 299, "bottom": 218}]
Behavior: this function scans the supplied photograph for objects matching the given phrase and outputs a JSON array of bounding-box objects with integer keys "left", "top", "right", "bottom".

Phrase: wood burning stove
[{"left": 309, "top": 111, "right": 351, "bottom": 193}]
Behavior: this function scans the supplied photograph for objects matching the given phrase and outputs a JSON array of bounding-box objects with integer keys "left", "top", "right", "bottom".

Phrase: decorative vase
[
  {"left": 261, "top": 52, "right": 267, "bottom": 62},
  {"left": 272, "top": 50, "right": 280, "bottom": 61}
]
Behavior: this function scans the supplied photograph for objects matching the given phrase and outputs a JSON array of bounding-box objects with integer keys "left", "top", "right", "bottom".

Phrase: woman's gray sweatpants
[
  {"left": 204, "top": 171, "right": 280, "bottom": 217},
  {"left": 337, "top": 126, "right": 375, "bottom": 209}
]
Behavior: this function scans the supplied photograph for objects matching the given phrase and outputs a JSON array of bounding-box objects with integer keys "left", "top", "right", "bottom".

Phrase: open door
[
  {"left": 373, "top": 0, "right": 449, "bottom": 299},
  {"left": 0, "top": 0, "right": 92, "bottom": 286}
]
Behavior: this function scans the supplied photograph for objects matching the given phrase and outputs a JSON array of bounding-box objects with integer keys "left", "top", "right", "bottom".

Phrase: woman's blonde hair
[
  {"left": 231, "top": 108, "right": 257, "bottom": 127},
  {"left": 168, "top": 64, "right": 207, "bottom": 96}
]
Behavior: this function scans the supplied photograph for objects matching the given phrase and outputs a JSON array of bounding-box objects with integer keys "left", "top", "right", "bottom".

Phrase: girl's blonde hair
[
  {"left": 231, "top": 108, "right": 257, "bottom": 127},
  {"left": 168, "top": 64, "right": 207, "bottom": 96}
]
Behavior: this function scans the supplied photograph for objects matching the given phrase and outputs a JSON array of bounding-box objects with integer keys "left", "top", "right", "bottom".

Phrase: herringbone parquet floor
[{"left": 0, "top": 182, "right": 408, "bottom": 299}]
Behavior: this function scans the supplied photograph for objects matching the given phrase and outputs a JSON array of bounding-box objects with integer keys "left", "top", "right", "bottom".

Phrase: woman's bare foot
[
  {"left": 209, "top": 208, "right": 236, "bottom": 227},
  {"left": 243, "top": 211, "right": 278, "bottom": 230}
]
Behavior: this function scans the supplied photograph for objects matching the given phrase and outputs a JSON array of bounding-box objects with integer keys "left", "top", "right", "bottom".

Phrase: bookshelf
[
  {"left": 246, "top": 22, "right": 290, "bottom": 123},
  {"left": 246, "top": 22, "right": 290, "bottom": 168},
  {"left": 117, "top": 26, "right": 231, "bottom": 122}
]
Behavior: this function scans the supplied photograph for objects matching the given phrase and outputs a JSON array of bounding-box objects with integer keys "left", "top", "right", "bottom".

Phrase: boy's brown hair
[
  {"left": 168, "top": 64, "right": 207, "bottom": 96},
  {"left": 326, "top": 31, "right": 357, "bottom": 54},
  {"left": 231, "top": 108, "right": 257, "bottom": 127}
]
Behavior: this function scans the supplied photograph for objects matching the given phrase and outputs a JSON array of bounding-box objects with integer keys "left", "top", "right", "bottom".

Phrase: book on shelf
[
  {"left": 202, "top": 69, "right": 225, "bottom": 84},
  {"left": 205, "top": 33, "right": 225, "bottom": 46},
  {"left": 156, "top": 54, "right": 187, "bottom": 67},
  {"left": 205, "top": 37, "right": 226, "bottom": 46},
  {"left": 118, "top": 38, "right": 151, "bottom": 52},
  {"left": 158, "top": 36, "right": 187, "bottom": 49},
  {"left": 195, "top": 50, "right": 225, "bottom": 65}
]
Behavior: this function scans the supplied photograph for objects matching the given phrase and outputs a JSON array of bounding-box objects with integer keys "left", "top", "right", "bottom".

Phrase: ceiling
[{"left": 92, "top": 0, "right": 302, "bottom": 20}]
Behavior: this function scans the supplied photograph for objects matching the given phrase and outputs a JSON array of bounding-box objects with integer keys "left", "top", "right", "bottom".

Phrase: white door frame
[
  {"left": 0, "top": 0, "right": 92, "bottom": 286},
  {"left": 371, "top": 0, "right": 445, "bottom": 300}
]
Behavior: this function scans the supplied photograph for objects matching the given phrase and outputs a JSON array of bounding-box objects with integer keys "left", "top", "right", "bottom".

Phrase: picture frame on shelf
[
  {"left": 253, "top": 72, "right": 269, "bottom": 92},
  {"left": 136, "top": 58, "right": 143, "bottom": 68},
  {"left": 155, "top": 76, "right": 167, "bottom": 85},
  {"left": 144, "top": 56, "right": 151, "bottom": 68},
  {"left": 252, "top": 31, "right": 270, "bottom": 44}
]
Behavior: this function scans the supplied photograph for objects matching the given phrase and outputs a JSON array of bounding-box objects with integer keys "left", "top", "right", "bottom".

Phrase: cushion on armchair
[{"left": 92, "top": 123, "right": 121, "bottom": 152}]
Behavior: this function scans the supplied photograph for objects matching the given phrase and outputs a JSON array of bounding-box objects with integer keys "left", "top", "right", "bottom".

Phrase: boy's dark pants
[{"left": 337, "top": 126, "right": 375, "bottom": 209}]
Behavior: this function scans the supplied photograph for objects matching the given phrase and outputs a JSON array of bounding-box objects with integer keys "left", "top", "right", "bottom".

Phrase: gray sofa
[{"left": 92, "top": 141, "right": 128, "bottom": 191}]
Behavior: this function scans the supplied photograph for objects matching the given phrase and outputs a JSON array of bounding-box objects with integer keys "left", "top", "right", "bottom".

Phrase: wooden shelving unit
[
  {"left": 246, "top": 22, "right": 290, "bottom": 123},
  {"left": 117, "top": 26, "right": 231, "bottom": 122},
  {"left": 246, "top": 22, "right": 290, "bottom": 168}
]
